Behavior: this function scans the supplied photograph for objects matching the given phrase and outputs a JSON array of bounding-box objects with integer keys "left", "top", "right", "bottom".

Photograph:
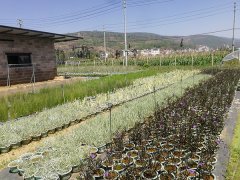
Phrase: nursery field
[
  {"left": 0, "top": 67, "right": 240, "bottom": 180},
  {"left": 0, "top": 68, "right": 163, "bottom": 122}
]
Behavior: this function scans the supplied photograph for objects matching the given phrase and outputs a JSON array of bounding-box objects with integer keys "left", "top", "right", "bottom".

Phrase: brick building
[{"left": 0, "top": 25, "right": 81, "bottom": 86}]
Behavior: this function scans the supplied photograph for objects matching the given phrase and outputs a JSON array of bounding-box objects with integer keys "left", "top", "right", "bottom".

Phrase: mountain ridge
[{"left": 56, "top": 31, "right": 238, "bottom": 51}]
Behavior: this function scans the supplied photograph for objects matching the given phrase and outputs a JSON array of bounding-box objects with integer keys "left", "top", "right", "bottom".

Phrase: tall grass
[
  {"left": 226, "top": 114, "right": 240, "bottom": 179},
  {"left": 0, "top": 69, "right": 166, "bottom": 122}
]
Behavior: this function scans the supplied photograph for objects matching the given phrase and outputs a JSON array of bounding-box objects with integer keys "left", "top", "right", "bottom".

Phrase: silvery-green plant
[
  {"left": 12, "top": 73, "right": 211, "bottom": 177},
  {"left": 0, "top": 70, "right": 201, "bottom": 148}
]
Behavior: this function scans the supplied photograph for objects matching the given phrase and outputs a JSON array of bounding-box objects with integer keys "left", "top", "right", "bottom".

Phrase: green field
[
  {"left": 0, "top": 68, "right": 166, "bottom": 122},
  {"left": 226, "top": 114, "right": 240, "bottom": 179}
]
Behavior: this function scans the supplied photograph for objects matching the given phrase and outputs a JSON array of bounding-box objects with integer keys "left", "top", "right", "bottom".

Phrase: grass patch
[
  {"left": 0, "top": 68, "right": 168, "bottom": 122},
  {"left": 57, "top": 65, "right": 142, "bottom": 74},
  {"left": 226, "top": 113, "right": 240, "bottom": 179}
]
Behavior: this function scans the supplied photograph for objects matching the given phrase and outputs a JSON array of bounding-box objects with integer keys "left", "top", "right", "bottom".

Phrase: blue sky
[{"left": 0, "top": 0, "right": 239, "bottom": 38}]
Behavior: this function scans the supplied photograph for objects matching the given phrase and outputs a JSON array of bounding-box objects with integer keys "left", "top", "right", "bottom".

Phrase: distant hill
[{"left": 55, "top": 31, "right": 237, "bottom": 52}]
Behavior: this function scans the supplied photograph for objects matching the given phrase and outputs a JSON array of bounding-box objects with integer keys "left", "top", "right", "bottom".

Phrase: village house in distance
[{"left": 0, "top": 25, "right": 81, "bottom": 86}]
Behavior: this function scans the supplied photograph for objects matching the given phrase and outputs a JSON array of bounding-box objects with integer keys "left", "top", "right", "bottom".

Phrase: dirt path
[
  {"left": 0, "top": 76, "right": 97, "bottom": 97},
  {"left": 213, "top": 91, "right": 240, "bottom": 179}
]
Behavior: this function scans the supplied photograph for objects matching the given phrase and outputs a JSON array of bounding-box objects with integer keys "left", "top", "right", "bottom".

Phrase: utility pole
[
  {"left": 232, "top": 2, "right": 236, "bottom": 52},
  {"left": 103, "top": 25, "right": 107, "bottom": 62},
  {"left": 123, "top": 0, "right": 128, "bottom": 66},
  {"left": 17, "top": 19, "right": 23, "bottom": 28}
]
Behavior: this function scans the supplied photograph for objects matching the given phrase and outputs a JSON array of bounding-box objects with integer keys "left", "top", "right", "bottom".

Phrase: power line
[{"left": 90, "top": 3, "right": 233, "bottom": 32}]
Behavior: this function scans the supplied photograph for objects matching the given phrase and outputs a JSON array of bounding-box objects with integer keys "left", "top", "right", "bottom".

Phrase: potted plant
[
  {"left": 8, "top": 159, "right": 22, "bottom": 173},
  {"left": 142, "top": 169, "right": 158, "bottom": 179},
  {"left": 103, "top": 170, "right": 119, "bottom": 180}
]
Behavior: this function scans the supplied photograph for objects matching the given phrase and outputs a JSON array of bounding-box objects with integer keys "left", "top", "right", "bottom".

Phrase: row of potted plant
[
  {"left": 76, "top": 69, "right": 240, "bottom": 179},
  {"left": 8, "top": 73, "right": 210, "bottom": 179},
  {"left": 0, "top": 70, "right": 200, "bottom": 153}
]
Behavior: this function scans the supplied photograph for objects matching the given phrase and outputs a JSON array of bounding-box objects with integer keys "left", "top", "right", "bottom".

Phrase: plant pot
[
  {"left": 146, "top": 146, "right": 158, "bottom": 154},
  {"left": 172, "top": 150, "right": 185, "bottom": 158},
  {"left": 41, "top": 131, "right": 48, "bottom": 138},
  {"left": 134, "top": 159, "right": 148, "bottom": 168},
  {"left": 89, "top": 147, "right": 98, "bottom": 154},
  {"left": 187, "top": 159, "right": 198, "bottom": 169},
  {"left": 23, "top": 174, "right": 35, "bottom": 180},
  {"left": 17, "top": 166, "right": 24, "bottom": 176},
  {"left": 111, "top": 152, "right": 122, "bottom": 162},
  {"left": 32, "top": 134, "right": 41, "bottom": 141},
  {"left": 201, "top": 173, "right": 216, "bottom": 180},
  {"left": 8, "top": 159, "right": 22, "bottom": 173},
  {"left": 121, "top": 156, "right": 133, "bottom": 166},
  {"left": 21, "top": 153, "right": 34, "bottom": 161},
  {"left": 112, "top": 163, "right": 125, "bottom": 174},
  {"left": 209, "top": 156, "right": 217, "bottom": 164},
  {"left": 62, "top": 123, "right": 70, "bottom": 129},
  {"left": 49, "top": 173, "right": 60, "bottom": 180},
  {"left": 71, "top": 164, "right": 82, "bottom": 173},
  {"left": 149, "top": 160, "right": 162, "bottom": 173},
  {"left": 30, "top": 155, "right": 43, "bottom": 163},
  {"left": 70, "top": 120, "right": 77, "bottom": 126},
  {"left": 201, "top": 163, "right": 215, "bottom": 171},
  {"left": 10, "top": 141, "right": 22, "bottom": 149},
  {"left": 142, "top": 169, "right": 158, "bottom": 180},
  {"left": 126, "top": 150, "right": 138, "bottom": 159},
  {"left": 119, "top": 173, "right": 136, "bottom": 180},
  {"left": 93, "top": 168, "right": 105, "bottom": 179},
  {"left": 159, "top": 172, "right": 175, "bottom": 179},
  {"left": 189, "top": 154, "right": 200, "bottom": 162},
  {"left": 103, "top": 170, "right": 119, "bottom": 180},
  {"left": 155, "top": 154, "right": 166, "bottom": 163},
  {"left": 163, "top": 164, "right": 177, "bottom": 174},
  {"left": 98, "top": 144, "right": 107, "bottom": 154},
  {"left": 124, "top": 142, "right": 135, "bottom": 151},
  {"left": 33, "top": 175, "right": 43, "bottom": 180},
  {"left": 0, "top": 146, "right": 11, "bottom": 154},
  {"left": 159, "top": 150, "right": 170, "bottom": 158},
  {"left": 180, "top": 169, "right": 199, "bottom": 179},
  {"left": 102, "top": 159, "right": 114, "bottom": 170},
  {"left": 167, "top": 157, "right": 181, "bottom": 166},
  {"left": 135, "top": 145, "right": 144, "bottom": 151},
  {"left": 162, "top": 143, "right": 174, "bottom": 151},
  {"left": 21, "top": 138, "right": 32, "bottom": 145},
  {"left": 58, "top": 168, "right": 72, "bottom": 180},
  {"left": 47, "top": 128, "right": 56, "bottom": 135},
  {"left": 55, "top": 126, "right": 63, "bottom": 132}
]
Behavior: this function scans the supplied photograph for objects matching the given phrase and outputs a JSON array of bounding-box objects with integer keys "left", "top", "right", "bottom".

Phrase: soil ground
[
  {"left": 0, "top": 76, "right": 98, "bottom": 97},
  {"left": 213, "top": 91, "right": 240, "bottom": 179}
]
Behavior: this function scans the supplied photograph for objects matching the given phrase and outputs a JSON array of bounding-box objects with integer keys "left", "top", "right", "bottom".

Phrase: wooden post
[{"left": 175, "top": 56, "right": 177, "bottom": 66}]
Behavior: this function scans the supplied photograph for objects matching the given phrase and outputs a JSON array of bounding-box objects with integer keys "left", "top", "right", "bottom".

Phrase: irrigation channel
[{"left": 0, "top": 69, "right": 239, "bottom": 179}]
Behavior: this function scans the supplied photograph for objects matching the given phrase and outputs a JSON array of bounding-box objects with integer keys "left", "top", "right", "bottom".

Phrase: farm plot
[
  {"left": 5, "top": 72, "right": 211, "bottom": 179},
  {"left": 0, "top": 70, "right": 199, "bottom": 154}
]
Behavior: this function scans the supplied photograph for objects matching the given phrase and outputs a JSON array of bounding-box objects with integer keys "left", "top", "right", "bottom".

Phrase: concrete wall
[{"left": 0, "top": 34, "right": 57, "bottom": 86}]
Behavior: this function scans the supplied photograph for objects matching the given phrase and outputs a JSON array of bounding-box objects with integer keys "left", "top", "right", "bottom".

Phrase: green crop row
[{"left": 0, "top": 68, "right": 169, "bottom": 122}]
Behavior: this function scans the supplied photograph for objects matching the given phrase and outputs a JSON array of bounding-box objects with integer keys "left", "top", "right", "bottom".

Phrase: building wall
[{"left": 0, "top": 34, "right": 56, "bottom": 86}]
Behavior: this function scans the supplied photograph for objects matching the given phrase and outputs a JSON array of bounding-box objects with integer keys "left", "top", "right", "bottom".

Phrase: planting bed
[
  {"left": 0, "top": 70, "right": 199, "bottom": 154},
  {"left": 5, "top": 72, "right": 210, "bottom": 179},
  {"left": 74, "top": 69, "right": 239, "bottom": 179}
]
